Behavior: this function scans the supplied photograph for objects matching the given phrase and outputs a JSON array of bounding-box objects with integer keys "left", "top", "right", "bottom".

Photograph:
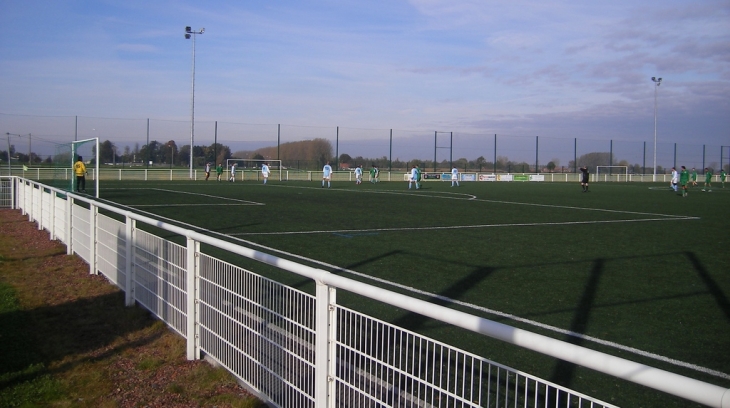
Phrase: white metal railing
[{"left": 3, "top": 175, "right": 729, "bottom": 408}]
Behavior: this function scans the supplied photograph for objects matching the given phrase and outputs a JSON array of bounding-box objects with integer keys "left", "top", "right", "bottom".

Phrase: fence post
[
  {"left": 26, "top": 181, "right": 33, "bottom": 222},
  {"left": 49, "top": 190, "right": 56, "bottom": 240},
  {"left": 186, "top": 236, "right": 200, "bottom": 360},
  {"left": 89, "top": 203, "right": 97, "bottom": 275},
  {"left": 66, "top": 195, "right": 73, "bottom": 255},
  {"left": 37, "top": 184, "right": 43, "bottom": 230},
  {"left": 315, "top": 282, "right": 336, "bottom": 408},
  {"left": 125, "top": 217, "right": 135, "bottom": 306},
  {"left": 11, "top": 177, "right": 16, "bottom": 210}
]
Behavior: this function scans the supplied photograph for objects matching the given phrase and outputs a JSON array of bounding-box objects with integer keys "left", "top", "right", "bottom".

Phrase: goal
[
  {"left": 595, "top": 166, "right": 628, "bottom": 182},
  {"left": 225, "top": 159, "right": 283, "bottom": 181},
  {"left": 50, "top": 138, "right": 99, "bottom": 197}
]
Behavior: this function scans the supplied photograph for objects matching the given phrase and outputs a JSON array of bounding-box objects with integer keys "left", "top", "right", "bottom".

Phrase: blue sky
[{"left": 1, "top": 0, "right": 729, "bottom": 158}]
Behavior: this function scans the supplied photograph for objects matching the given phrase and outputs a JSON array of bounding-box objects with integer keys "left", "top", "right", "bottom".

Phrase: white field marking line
[
  {"left": 133, "top": 204, "right": 258, "bottom": 207},
  {"left": 268, "top": 183, "right": 480, "bottom": 199},
  {"left": 266, "top": 183, "right": 690, "bottom": 219},
  {"left": 107, "top": 187, "right": 264, "bottom": 206},
  {"left": 470, "top": 197, "right": 691, "bottom": 219},
  {"left": 96, "top": 199, "right": 725, "bottom": 380},
  {"left": 229, "top": 216, "right": 699, "bottom": 236}
]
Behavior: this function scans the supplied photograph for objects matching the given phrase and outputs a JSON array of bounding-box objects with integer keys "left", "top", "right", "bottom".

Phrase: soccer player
[
  {"left": 215, "top": 163, "right": 223, "bottom": 182},
  {"left": 408, "top": 165, "right": 418, "bottom": 189},
  {"left": 721, "top": 169, "right": 727, "bottom": 188},
  {"left": 670, "top": 167, "right": 678, "bottom": 192},
  {"left": 702, "top": 168, "right": 712, "bottom": 191},
  {"left": 679, "top": 166, "right": 689, "bottom": 197},
  {"left": 415, "top": 165, "right": 422, "bottom": 189},
  {"left": 74, "top": 155, "right": 87, "bottom": 193},
  {"left": 451, "top": 166, "right": 460, "bottom": 187},
  {"left": 229, "top": 162, "right": 237, "bottom": 182},
  {"left": 205, "top": 162, "right": 212, "bottom": 181},
  {"left": 369, "top": 165, "right": 376, "bottom": 183},
  {"left": 354, "top": 165, "right": 363, "bottom": 184},
  {"left": 374, "top": 166, "right": 380, "bottom": 183},
  {"left": 579, "top": 166, "right": 589, "bottom": 192},
  {"left": 691, "top": 168, "right": 698, "bottom": 186},
  {"left": 261, "top": 162, "right": 270, "bottom": 184},
  {"left": 322, "top": 161, "right": 332, "bottom": 188}
]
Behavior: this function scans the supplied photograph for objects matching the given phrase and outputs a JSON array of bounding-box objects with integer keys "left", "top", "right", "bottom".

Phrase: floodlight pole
[
  {"left": 185, "top": 26, "right": 204, "bottom": 179},
  {"left": 652, "top": 77, "right": 662, "bottom": 182}
]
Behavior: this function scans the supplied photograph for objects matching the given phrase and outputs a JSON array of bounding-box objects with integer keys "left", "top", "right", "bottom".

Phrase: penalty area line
[
  {"left": 133, "top": 203, "right": 261, "bottom": 207},
  {"left": 106, "top": 187, "right": 264, "bottom": 206},
  {"left": 229, "top": 216, "right": 700, "bottom": 236}
]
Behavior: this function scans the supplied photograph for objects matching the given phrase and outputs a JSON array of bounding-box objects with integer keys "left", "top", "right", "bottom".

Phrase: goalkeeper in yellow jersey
[{"left": 74, "top": 155, "right": 87, "bottom": 193}]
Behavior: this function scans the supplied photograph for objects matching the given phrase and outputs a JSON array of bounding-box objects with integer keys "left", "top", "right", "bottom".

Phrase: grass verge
[{"left": 0, "top": 209, "right": 264, "bottom": 408}]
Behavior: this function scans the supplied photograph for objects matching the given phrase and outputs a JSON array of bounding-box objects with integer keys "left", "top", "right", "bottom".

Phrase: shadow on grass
[
  {"left": 684, "top": 251, "right": 730, "bottom": 322},
  {"left": 547, "top": 258, "right": 604, "bottom": 390},
  {"left": 390, "top": 265, "right": 496, "bottom": 331},
  {"left": 0, "top": 291, "right": 159, "bottom": 392},
  {"left": 340, "top": 250, "right": 403, "bottom": 273}
]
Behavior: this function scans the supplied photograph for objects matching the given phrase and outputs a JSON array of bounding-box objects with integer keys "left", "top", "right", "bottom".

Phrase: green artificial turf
[{"left": 95, "top": 179, "right": 730, "bottom": 407}]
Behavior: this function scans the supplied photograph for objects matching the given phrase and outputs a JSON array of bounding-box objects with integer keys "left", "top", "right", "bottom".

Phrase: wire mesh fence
[{"left": 2, "top": 113, "right": 728, "bottom": 175}]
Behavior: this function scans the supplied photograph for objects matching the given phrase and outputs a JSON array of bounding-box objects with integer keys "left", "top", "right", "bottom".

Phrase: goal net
[
  {"left": 595, "top": 166, "right": 628, "bottom": 182},
  {"left": 225, "top": 159, "right": 283, "bottom": 181},
  {"left": 50, "top": 138, "right": 99, "bottom": 197}
]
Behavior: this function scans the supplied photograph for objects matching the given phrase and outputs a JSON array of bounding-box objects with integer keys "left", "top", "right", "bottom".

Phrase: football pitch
[{"left": 96, "top": 178, "right": 730, "bottom": 406}]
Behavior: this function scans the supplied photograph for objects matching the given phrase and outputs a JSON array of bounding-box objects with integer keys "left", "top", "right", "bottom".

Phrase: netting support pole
[
  {"left": 494, "top": 134, "right": 497, "bottom": 174},
  {"left": 450, "top": 132, "right": 453, "bottom": 169},
  {"left": 535, "top": 136, "right": 540, "bottom": 173},
  {"left": 389, "top": 129, "right": 392, "bottom": 172},
  {"left": 433, "top": 131, "right": 437, "bottom": 172}
]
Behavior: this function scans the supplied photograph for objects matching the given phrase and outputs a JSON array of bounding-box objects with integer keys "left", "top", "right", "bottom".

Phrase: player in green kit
[
  {"left": 679, "top": 166, "right": 689, "bottom": 197},
  {"left": 703, "top": 168, "right": 712, "bottom": 191},
  {"left": 415, "top": 165, "right": 422, "bottom": 189},
  {"left": 215, "top": 163, "right": 223, "bottom": 182},
  {"left": 691, "top": 168, "right": 698, "bottom": 186},
  {"left": 721, "top": 169, "right": 726, "bottom": 188},
  {"left": 369, "top": 166, "right": 377, "bottom": 183}
]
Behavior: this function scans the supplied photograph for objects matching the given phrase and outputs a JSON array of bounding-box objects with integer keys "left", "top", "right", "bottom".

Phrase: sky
[{"left": 1, "top": 0, "right": 729, "bottom": 163}]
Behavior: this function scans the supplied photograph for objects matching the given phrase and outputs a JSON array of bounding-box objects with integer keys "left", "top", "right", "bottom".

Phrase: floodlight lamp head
[
  {"left": 200, "top": 28, "right": 205, "bottom": 33},
  {"left": 186, "top": 26, "right": 192, "bottom": 33},
  {"left": 651, "top": 77, "right": 655, "bottom": 81},
  {"left": 185, "top": 33, "right": 191, "bottom": 39}
]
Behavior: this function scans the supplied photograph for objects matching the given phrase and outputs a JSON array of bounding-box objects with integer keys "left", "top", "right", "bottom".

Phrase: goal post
[
  {"left": 225, "top": 159, "right": 283, "bottom": 181},
  {"left": 595, "top": 166, "right": 628, "bottom": 182},
  {"left": 50, "top": 137, "right": 99, "bottom": 197}
]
